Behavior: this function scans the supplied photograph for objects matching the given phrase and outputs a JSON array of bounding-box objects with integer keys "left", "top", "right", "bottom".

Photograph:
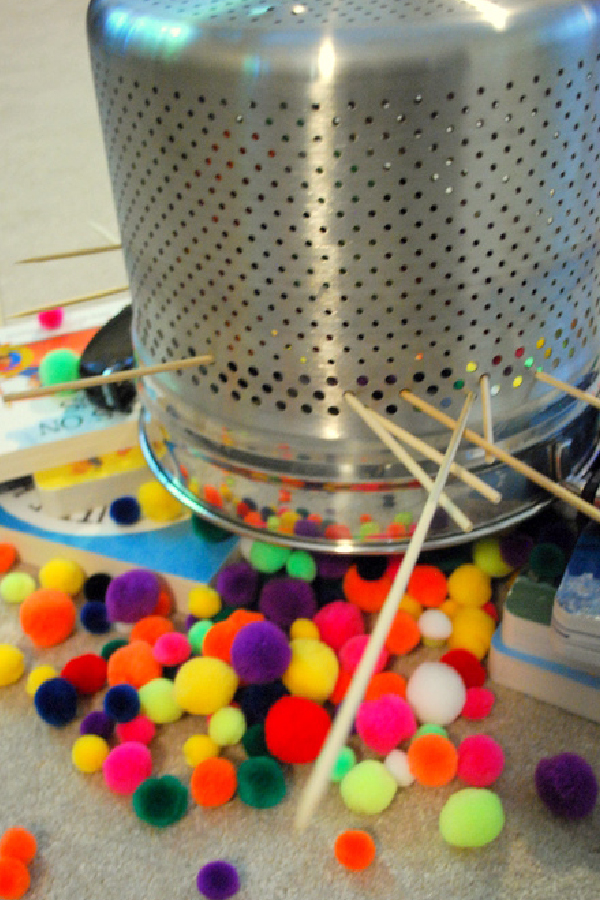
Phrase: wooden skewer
[
  {"left": 17, "top": 244, "right": 122, "bottom": 264},
  {"left": 356, "top": 402, "right": 501, "bottom": 504},
  {"left": 8, "top": 286, "right": 130, "bottom": 319},
  {"left": 295, "top": 391, "right": 475, "bottom": 831},
  {"left": 2, "top": 354, "right": 214, "bottom": 402},
  {"left": 535, "top": 369, "right": 600, "bottom": 412},
  {"left": 400, "top": 388, "right": 600, "bottom": 525},
  {"left": 479, "top": 374, "right": 495, "bottom": 463},
  {"left": 345, "top": 391, "right": 472, "bottom": 533}
]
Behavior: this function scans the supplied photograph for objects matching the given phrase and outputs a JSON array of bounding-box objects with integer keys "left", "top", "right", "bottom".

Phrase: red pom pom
[
  {"left": 265, "top": 695, "right": 330, "bottom": 764},
  {"left": 439, "top": 648, "right": 486, "bottom": 688},
  {"left": 61, "top": 653, "right": 108, "bottom": 694}
]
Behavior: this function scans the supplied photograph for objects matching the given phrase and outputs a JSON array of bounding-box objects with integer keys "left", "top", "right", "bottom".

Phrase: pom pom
[
  {"left": 343, "top": 564, "right": 393, "bottom": 613},
  {"left": 116, "top": 714, "right": 156, "bottom": 745},
  {"left": 499, "top": 532, "right": 534, "bottom": 570},
  {"left": 106, "top": 640, "right": 162, "bottom": 688},
  {"left": 364, "top": 670, "right": 407, "bottom": 703},
  {"left": 0, "top": 645, "right": 25, "bottom": 687},
  {"left": 34, "top": 677, "right": 78, "bottom": 727},
  {"left": 38, "top": 557, "right": 85, "bottom": 595},
  {"left": 289, "top": 618, "right": 319, "bottom": 640},
  {"left": 0, "top": 572, "right": 36, "bottom": 604},
  {"left": 174, "top": 657, "right": 238, "bottom": 715},
  {"left": 472, "top": 537, "right": 514, "bottom": 578},
  {"left": 406, "top": 661, "right": 466, "bottom": 726},
  {"left": 339, "top": 634, "right": 388, "bottom": 675},
  {"left": 100, "top": 638, "right": 128, "bottom": 660},
  {"left": 461, "top": 686, "right": 496, "bottom": 720},
  {"left": 0, "top": 856, "right": 30, "bottom": 900},
  {"left": 129, "top": 615, "right": 174, "bottom": 646},
  {"left": 71, "top": 734, "right": 110, "bottom": 773},
  {"left": 334, "top": 829, "right": 376, "bottom": 871},
  {"left": 109, "top": 495, "right": 141, "bottom": 526},
  {"left": 439, "top": 648, "right": 487, "bottom": 689},
  {"left": 534, "top": 752, "right": 598, "bottom": 818},
  {"left": 102, "top": 741, "right": 152, "bottom": 795},
  {"left": 183, "top": 734, "right": 219, "bottom": 767},
  {"left": 258, "top": 576, "right": 317, "bottom": 628},
  {"left": 447, "top": 606, "right": 496, "bottom": 659},
  {"left": 83, "top": 572, "right": 112, "bottom": 602},
  {"left": 0, "top": 543, "right": 17, "bottom": 574},
  {"left": 340, "top": 759, "right": 397, "bottom": 815},
  {"left": 356, "top": 693, "right": 417, "bottom": 755},
  {"left": 281, "top": 637, "right": 339, "bottom": 702},
  {"left": 25, "top": 664, "right": 57, "bottom": 696},
  {"left": 138, "top": 677, "right": 183, "bottom": 724},
  {"left": 0, "top": 828, "right": 36, "bottom": 865},
  {"left": 384, "top": 608, "right": 422, "bottom": 656},
  {"left": 237, "top": 756, "right": 286, "bottom": 808},
  {"left": 38, "top": 347, "right": 79, "bottom": 389},
  {"left": 265, "top": 695, "right": 330, "bottom": 764},
  {"left": 152, "top": 631, "right": 191, "bottom": 666},
  {"left": 285, "top": 550, "right": 317, "bottom": 581},
  {"left": 249, "top": 541, "right": 290, "bottom": 574},
  {"left": 80, "top": 710, "right": 115, "bottom": 741},
  {"left": 105, "top": 569, "right": 161, "bottom": 623},
  {"left": 215, "top": 560, "right": 259, "bottom": 608},
  {"left": 312, "top": 601, "right": 365, "bottom": 653},
  {"left": 61, "top": 653, "right": 107, "bottom": 694},
  {"left": 208, "top": 706, "right": 247, "bottom": 746},
  {"left": 457, "top": 734, "right": 505, "bottom": 786},
  {"left": 439, "top": 788, "right": 505, "bottom": 847},
  {"left": 38, "top": 307, "right": 64, "bottom": 329},
  {"left": 406, "top": 565, "right": 448, "bottom": 607},
  {"left": 137, "top": 480, "right": 183, "bottom": 522},
  {"left": 330, "top": 746, "right": 357, "bottom": 782},
  {"left": 237, "top": 681, "right": 289, "bottom": 726},
  {"left": 80, "top": 601, "right": 111, "bottom": 634},
  {"left": 196, "top": 861, "right": 240, "bottom": 900},
  {"left": 190, "top": 757, "right": 237, "bottom": 807},
  {"left": 104, "top": 683, "right": 141, "bottom": 723},
  {"left": 230, "top": 621, "right": 291, "bottom": 684},
  {"left": 447, "top": 564, "right": 492, "bottom": 608},
  {"left": 418, "top": 609, "right": 452, "bottom": 647},
  {"left": 19, "top": 588, "right": 76, "bottom": 648},
  {"left": 384, "top": 748, "right": 415, "bottom": 787},
  {"left": 132, "top": 775, "right": 188, "bottom": 828},
  {"left": 188, "top": 584, "right": 221, "bottom": 619},
  {"left": 407, "top": 733, "right": 458, "bottom": 787}
]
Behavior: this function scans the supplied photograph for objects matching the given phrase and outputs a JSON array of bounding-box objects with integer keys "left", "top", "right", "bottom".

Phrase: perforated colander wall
[{"left": 89, "top": 0, "right": 600, "bottom": 451}]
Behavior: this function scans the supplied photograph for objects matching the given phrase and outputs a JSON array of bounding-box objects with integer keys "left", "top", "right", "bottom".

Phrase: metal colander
[{"left": 87, "top": 0, "right": 600, "bottom": 550}]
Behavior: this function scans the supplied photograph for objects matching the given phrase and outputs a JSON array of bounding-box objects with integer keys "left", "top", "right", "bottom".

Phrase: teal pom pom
[
  {"left": 237, "top": 756, "right": 286, "bottom": 808},
  {"left": 132, "top": 775, "right": 188, "bottom": 828}
]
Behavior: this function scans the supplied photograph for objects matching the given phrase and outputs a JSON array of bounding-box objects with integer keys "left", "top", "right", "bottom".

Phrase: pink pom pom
[
  {"left": 38, "top": 308, "right": 65, "bottom": 330},
  {"left": 338, "top": 634, "right": 389, "bottom": 674},
  {"left": 356, "top": 693, "right": 417, "bottom": 754},
  {"left": 457, "top": 734, "right": 505, "bottom": 786},
  {"left": 461, "top": 686, "right": 496, "bottom": 720},
  {"left": 152, "top": 631, "right": 192, "bottom": 666},
  {"left": 102, "top": 741, "right": 152, "bottom": 794},
  {"left": 116, "top": 714, "right": 156, "bottom": 745},
  {"left": 313, "top": 601, "right": 365, "bottom": 652}
]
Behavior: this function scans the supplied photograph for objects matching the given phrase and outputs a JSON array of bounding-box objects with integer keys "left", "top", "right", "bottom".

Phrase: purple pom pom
[
  {"left": 535, "top": 752, "right": 598, "bottom": 818},
  {"left": 293, "top": 518, "right": 324, "bottom": 538},
  {"left": 230, "top": 621, "right": 291, "bottom": 683},
  {"left": 258, "top": 576, "right": 317, "bottom": 628},
  {"left": 499, "top": 532, "right": 534, "bottom": 569},
  {"left": 314, "top": 553, "right": 351, "bottom": 580},
  {"left": 215, "top": 560, "right": 259, "bottom": 608},
  {"left": 80, "top": 710, "right": 115, "bottom": 740},
  {"left": 196, "top": 860, "right": 240, "bottom": 900},
  {"left": 105, "top": 569, "right": 160, "bottom": 623}
]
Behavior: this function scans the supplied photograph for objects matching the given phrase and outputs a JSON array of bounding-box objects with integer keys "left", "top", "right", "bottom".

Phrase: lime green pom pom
[
  {"left": 331, "top": 746, "right": 356, "bottom": 782},
  {"left": 187, "top": 620, "right": 213, "bottom": 653},
  {"left": 39, "top": 348, "right": 80, "bottom": 390},
  {"left": 286, "top": 550, "right": 317, "bottom": 581},
  {"left": 340, "top": 760, "right": 397, "bottom": 814},
  {"left": 0, "top": 644, "right": 25, "bottom": 686},
  {"left": 249, "top": 541, "right": 290, "bottom": 574},
  {"left": 414, "top": 723, "right": 448, "bottom": 740},
  {"left": 0, "top": 572, "right": 36, "bottom": 604},
  {"left": 139, "top": 677, "right": 183, "bottom": 724},
  {"left": 208, "top": 706, "right": 246, "bottom": 746},
  {"left": 71, "top": 734, "right": 110, "bottom": 773},
  {"left": 473, "top": 538, "right": 513, "bottom": 578},
  {"left": 439, "top": 788, "right": 505, "bottom": 847}
]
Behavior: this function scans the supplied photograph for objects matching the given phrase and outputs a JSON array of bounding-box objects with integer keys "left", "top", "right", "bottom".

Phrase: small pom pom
[
  {"left": 364, "top": 671, "right": 407, "bottom": 703},
  {"left": 407, "top": 733, "right": 458, "bottom": 787},
  {"left": 339, "top": 634, "right": 388, "bottom": 676},
  {"left": 457, "top": 734, "right": 505, "bottom": 786},
  {"left": 0, "top": 645, "right": 25, "bottom": 687},
  {"left": 137, "top": 480, "right": 183, "bottom": 522},
  {"left": 265, "top": 695, "right": 330, "bottom": 764},
  {"left": 281, "top": 637, "right": 339, "bottom": 702},
  {"left": 132, "top": 774, "right": 188, "bottom": 828},
  {"left": 237, "top": 756, "right": 286, "bottom": 808},
  {"left": 249, "top": 540, "right": 290, "bottom": 574},
  {"left": 196, "top": 861, "right": 240, "bottom": 900},
  {"left": 0, "top": 855, "right": 30, "bottom": 900},
  {"left": 188, "top": 584, "right": 221, "bottom": 619},
  {"left": 258, "top": 576, "right": 317, "bottom": 628},
  {"left": 535, "top": 752, "right": 598, "bottom": 818},
  {"left": 230, "top": 620, "right": 291, "bottom": 684},
  {"left": 103, "top": 741, "right": 152, "bottom": 795},
  {"left": 439, "top": 648, "right": 487, "bottom": 689},
  {"left": 183, "top": 734, "right": 219, "bottom": 767},
  {"left": 356, "top": 694, "right": 417, "bottom": 755},
  {"left": 38, "top": 307, "right": 64, "bottom": 329},
  {"left": 152, "top": 631, "right": 191, "bottom": 667},
  {"left": 116, "top": 713, "right": 156, "bottom": 745},
  {"left": 384, "top": 749, "right": 415, "bottom": 787},
  {"left": 0, "top": 828, "right": 37, "bottom": 865},
  {"left": 105, "top": 569, "right": 161, "bottom": 623},
  {"left": 407, "top": 564, "right": 448, "bottom": 607},
  {"left": 34, "top": 677, "right": 78, "bottom": 727},
  {"left": 138, "top": 677, "right": 183, "bottom": 725},
  {"left": 19, "top": 588, "right": 76, "bottom": 648},
  {"left": 83, "top": 572, "right": 111, "bottom": 602},
  {"left": 26, "top": 664, "right": 57, "bottom": 696},
  {"left": 461, "top": 686, "right": 496, "bottom": 720},
  {"left": 38, "top": 557, "right": 85, "bottom": 595},
  {"left": 285, "top": 550, "right": 317, "bottom": 581},
  {"left": 447, "top": 564, "right": 492, "bottom": 608},
  {"left": 80, "top": 710, "right": 115, "bottom": 741},
  {"left": 174, "top": 657, "right": 238, "bottom": 716},
  {"left": 406, "top": 661, "right": 466, "bottom": 726},
  {"left": 215, "top": 560, "right": 260, "bottom": 608},
  {"left": 61, "top": 653, "right": 107, "bottom": 694},
  {"left": 439, "top": 788, "right": 505, "bottom": 847},
  {"left": 237, "top": 681, "right": 289, "bottom": 726},
  {"left": 472, "top": 537, "right": 514, "bottom": 577},
  {"left": 106, "top": 640, "right": 162, "bottom": 688},
  {"left": 330, "top": 746, "right": 356, "bottom": 782},
  {"left": 384, "top": 608, "right": 422, "bottom": 656},
  {"left": 0, "top": 572, "right": 36, "bottom": 605},
  {"left": 340, "top": 759, "right": 397, "bottom": 815},
  {"left": 38, "top": 347, "right": 79, "bottom": 389},
  {"left": 190, "top": 757, "right": 237, "bottom": 808},
  {"left": 0, "top": 543, "right": 18, "bottom": 574},
  {"left": 312, "top": 601, "right": 365, "bottom": 653},
  {"left": 80, "top": 601, "right": 111, "bottom": 634},
  {"left": 334, "top": 829, "right": 376, "bottom": 871},
  {"left": 71, "top": 734, "right": 110, "bottom": 773},
  {"left": 104, "top": 683, "right": 141, "bottom": 723},
  {"left": 109, "top": 495, "right": 141, "bottom": 526},
  {"left": 208, "top": 706, "right": 247, "bottom": 746}
]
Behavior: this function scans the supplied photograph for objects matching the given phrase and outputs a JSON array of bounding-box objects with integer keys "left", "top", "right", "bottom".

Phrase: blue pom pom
[
  {"left": 80, "top": 601, "right": 111, "bottom": 634},
  {"left": 237, "top": 681, "right": 289, "bottom": 726},
  {"left": 103, "top": 683, "right": 141, "bottom": 723},
  {"left": 34, "top": 677, "right": 78, "bottom": 727},
  {"left": 110, "top": 495, "right": 141, "bottom": 526}
]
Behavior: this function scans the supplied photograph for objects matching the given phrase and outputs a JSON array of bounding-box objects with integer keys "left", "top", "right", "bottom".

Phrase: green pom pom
[
  {"left": 285, "top": 550, "right": 317, "bottom": 582},
  {"left": 38, "top": 348, "right": 80, "bottom": 390},
  {"left": 237, "top": 756, "right": 286, "bottom": 808},
  {"left": 414, "top": 723, "right": 448, "bottom": 740},
  {"left": 100, "top": 638, "right": 128, "bottom": 661},
  {"left": 187, "top": 620, "right": 213, "bottom": 653},
  {"left": 249, "top": 541, "right": 291, "bottom": 575},
  {"left": 439, "top": 788, "right": 505, "bottom": 847},
  {"left": 132, "top": 775, "right": 188, "bottom": 828},
  {"left": 241, "top": 723, "right": 269, "bottom": 758},
  {"left": 191, "top": 515, "right": 233, "bottom": 543},
  {"left": 0, "top": 572, "right": 36, "bottom": 604},
  {"left": 331, "top": 746, "right": 356, "bottom": 782}
]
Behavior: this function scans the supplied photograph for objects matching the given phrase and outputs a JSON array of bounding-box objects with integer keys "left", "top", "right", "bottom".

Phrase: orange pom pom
[
  {"left": 0, "top": 544, "right": 17, "bottom": 574},
  {"left": 0, "top": 829, "right": 36, "bottom": 866},
  {"left": 19, "top": 589, "right": 76, "bottom": 648},
  {"left": 329, "top": 667, "right": 352, "bottom": 706},
  {"left": 364, "top": 670, "right": 407, "bottom": 703},
  {"left": 0, "top": 856, "right": 30, "bottom": 900},
  {"left": 385, "top": 608, "right": 421, "bottom": 656},
  {"left": 406, "top": 565, "right": 447, "bottom": 607},
  {"left": 129, "top": 615, "right": 175, "bottom": 646},
  {"left": 334, "top": 829, "right": 376, "bottom": 871},
  {"left": 343, "top": 566, "right": 393, "bottom": 613},
  {"left": 152, "top": 587, "right": 174, "bottom": 617},
  {"left": 106, "top": 639, "right": 162, "bottom": 688},
  {"left": 407, "top": 733, "right": 458, "bottom": 787},
  {"left": 190, "top": 756, "right": 237, "bottom": 807}
]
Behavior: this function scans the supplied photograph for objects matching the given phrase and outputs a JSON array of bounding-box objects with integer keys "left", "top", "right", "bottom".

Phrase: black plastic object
[{"left": 79, "top": 304, "right": 136, "bottom": 412}]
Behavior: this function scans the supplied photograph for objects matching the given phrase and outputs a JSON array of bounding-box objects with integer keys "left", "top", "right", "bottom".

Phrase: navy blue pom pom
[
  {"left": 34, "top": 677, "right": 78, "bottom": 727},
  {"left": 80, "top": 600, "right": 111, "bottom": 634},
  {"left": 109, "top": 495, "right": 141, "bottom": 526},
  {"left": 104, "top": 683, "right": 141, "bottom": 723}
]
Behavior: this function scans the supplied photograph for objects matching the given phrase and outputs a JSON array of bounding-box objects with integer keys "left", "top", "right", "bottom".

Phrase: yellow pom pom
[
  {"left": 448, "top": 607, "right": 496, "bottom": 659},
  {"left": 188, "top": 584, "right": 221, "bottom": 619},
  {"left": 71, "top": 734, "right": 110, "bottom": 773},
  {"left": 398, "top": 593, "right": 423, "bottom": 619},
  {"left": 0, "top": 644, "right": 25, "bottom": 686},
  {"left": 282, "top": 638, "right": 339, "bottom": 702},
  {"left": 289, "top": 618, "right": 320, "bottom": 641},
  {"left": 447, "top": 564, "right": 492, "bottom": 608},
  {"left": 183, "top": 733, "right": 219, "bottom": 767},
  {"left": 26, "top": 664, "right": 58, "bottom": 696},
  {"left": 38, "top": 557, "right": 86, "bottom": 596},
  {"left": 174, "top": 656, "right": 238, "bottom": 715},
  {"left": 138, "top": 480, "right": 184, "bottom": 522}
]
